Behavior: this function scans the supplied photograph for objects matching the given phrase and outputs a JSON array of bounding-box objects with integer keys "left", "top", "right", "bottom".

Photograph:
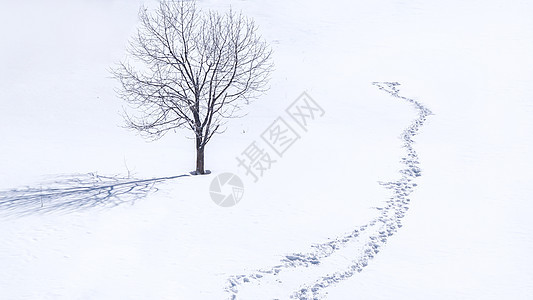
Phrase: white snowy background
[{"left": 0, "top": 0, "right": 532, "bottom": 299}]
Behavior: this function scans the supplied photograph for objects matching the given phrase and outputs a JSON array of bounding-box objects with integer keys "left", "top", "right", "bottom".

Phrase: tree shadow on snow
[{"left": 0, "top": 173, "right": 188, "bottom": 217}]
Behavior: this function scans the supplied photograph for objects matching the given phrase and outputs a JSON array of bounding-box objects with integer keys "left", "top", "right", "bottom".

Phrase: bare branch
[{"left": 111, "top": 0, "right": 273, "bottom": 174}]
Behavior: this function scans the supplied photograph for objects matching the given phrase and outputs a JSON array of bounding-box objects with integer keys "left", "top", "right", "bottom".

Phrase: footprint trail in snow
[{"left": 225, "top": 82, "right": 433, "bottom": 299}]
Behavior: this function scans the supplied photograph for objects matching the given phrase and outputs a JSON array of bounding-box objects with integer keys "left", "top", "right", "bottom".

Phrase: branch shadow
[{"left": 0, "top": 173, "right": 188, "bottom": 217}]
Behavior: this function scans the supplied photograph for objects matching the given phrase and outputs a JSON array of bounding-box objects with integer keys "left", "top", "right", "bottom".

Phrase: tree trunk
[{"left": 196, "top": 143, "right": 205, "bottom": 175}]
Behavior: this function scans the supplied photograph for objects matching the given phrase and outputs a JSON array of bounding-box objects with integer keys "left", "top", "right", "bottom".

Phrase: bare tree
[{"left": 112, "top": 0, "right": 273, "bottom": 174}]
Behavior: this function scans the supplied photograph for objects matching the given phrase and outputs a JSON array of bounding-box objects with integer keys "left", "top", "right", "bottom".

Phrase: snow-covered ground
[{"left": 1, "top": 0, "right": 532, "bottom": 299}]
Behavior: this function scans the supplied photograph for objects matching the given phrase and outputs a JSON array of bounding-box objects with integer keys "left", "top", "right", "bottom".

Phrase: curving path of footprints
[{"left": 225, "top": 82, "right": 433, "bottom": 299}]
